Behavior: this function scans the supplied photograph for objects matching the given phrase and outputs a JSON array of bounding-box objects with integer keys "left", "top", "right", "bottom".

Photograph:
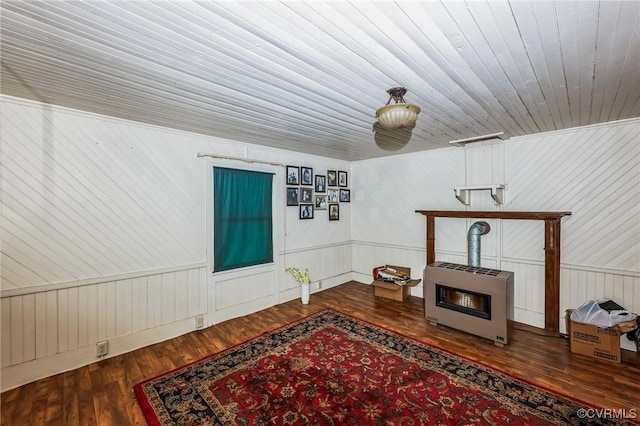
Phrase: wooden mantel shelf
[
  {"left": 416, "top": 210, "right": 572, "bottom": 220},
  {"left": 416, "top": 210, "right": 572, "bottom": 335}
]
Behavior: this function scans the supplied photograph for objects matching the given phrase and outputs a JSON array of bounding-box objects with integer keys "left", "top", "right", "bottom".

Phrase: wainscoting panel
[
  {"left": 210, "top": 268, "right": 276, "bottom": 325},
  {"left": 282, "top": 242, "right": 352, "bottom": 291},
  {"left": 500, "top": 260, "right": 546, "bottom": 328},
  {"left": 215, "top": 270, "right": 275, "bottom": 311},
  {"left": 0, "top": 265, "right": 207, "bottom": 391}
]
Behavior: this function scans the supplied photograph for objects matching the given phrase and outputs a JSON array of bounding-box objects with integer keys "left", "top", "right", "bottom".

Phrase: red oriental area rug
[{"left": 134, "top": 310, "right": 635, "bottom": 425}]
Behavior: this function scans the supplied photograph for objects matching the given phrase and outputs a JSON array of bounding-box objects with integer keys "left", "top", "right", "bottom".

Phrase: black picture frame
[
  {"left": 314, "top": 195, "right": 327, "bottom": 210},
  {"left": 338, "top": 171, "right": 348, "bottom": 187},
  {"left": 327, "top": 189, "right": 339, "bottom": 203},
  {"left": 301, "top": 167, "right": 313, "bottom": 186},
  {"left": 314, "top": 175, "right": 326, "bottom": 193},
  {"left": 299, "top": 204, "right": 314, "bottom": 219},
  {"left": 328, "top": 203, "right": 339, "bottom": 221},
  {"left": 286, "top": 166, "right": 300, "bottom": 185},
  {"left": 339, "top": 189, "right": 350, "bottom": 202},
  {"left": 286, "top": 187, "right": 299, "bottom": 206},
  {"left": 327, "top": 170, "right": 338, "bottom": 187},
  {"left": 299, "top": 187, "right": 313, "bottom": 203}
]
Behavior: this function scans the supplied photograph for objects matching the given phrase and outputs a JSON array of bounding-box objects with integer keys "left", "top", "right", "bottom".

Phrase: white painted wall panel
[
  {"left": 1, "top": 298, "right": 12, "bottom": 368},
  {"left": 131, "top": 276, "right": 148, "bottom": 333},
  {"left": 1, "top": 99, "right": 207, "bottom": 289},
  {"left": 351, "top": 147, "right": 465, "bottom": 251},
  {"left": 215, "top": 271, "right": 274, "bottom": 310},
  {"left": 502, "top": 221, "right": 545, "bottom": 262},
  {"left": 282, "top": 243, "right": 352, "bottom": 290},
  {"left": 77, "top": 285, "right": 89, "bottom": 347},
  {"left": 501, "top": 260, "right": 545, "bottom": 328},
  {"left": 115, "top": 279, "right": 133, "bottom": 337},
  {"left": 504, "top": 121, "right": 640, "bottom": 271}
]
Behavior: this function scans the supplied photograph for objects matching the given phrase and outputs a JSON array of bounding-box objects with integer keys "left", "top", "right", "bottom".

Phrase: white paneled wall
[
  {"left": 504, "top": 122, "right": 639, "bottom": 271},
  {"left": 279, "top": 243, "right": 353, "bottom": 303},
  {"left": 1, "top": 102, "right": 206, "bottom": 289},
  {"left": 1, "top": 97, "right": 218, "bottom": 391},
  {"left": 1, "top": 265, "right": 207, "bottom": 390},
  {"left": 353, "top": 119, "right": 639, "bottom": 349},
  {"left": 1, "top": 97, "right": 352, "bottom": 391}
]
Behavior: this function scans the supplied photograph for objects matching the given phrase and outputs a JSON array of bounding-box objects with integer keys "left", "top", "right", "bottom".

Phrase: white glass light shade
[{"left": 375, "top": 103, "right": 421, "bottom": 129}]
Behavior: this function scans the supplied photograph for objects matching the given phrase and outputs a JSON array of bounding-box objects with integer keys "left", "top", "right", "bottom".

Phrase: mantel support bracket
[{"left": 454, "top": 184, "right": 505, "bottom": 205}]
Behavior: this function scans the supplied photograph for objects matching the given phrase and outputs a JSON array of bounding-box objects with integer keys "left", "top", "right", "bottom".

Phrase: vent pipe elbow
[{"left": 468, "top": 221, "right": 490, "bottom": 267}]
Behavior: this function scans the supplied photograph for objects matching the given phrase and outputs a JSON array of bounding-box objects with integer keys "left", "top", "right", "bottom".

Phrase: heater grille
[{"left": 435, "top": 262, "right": 501, "bottom": 276}]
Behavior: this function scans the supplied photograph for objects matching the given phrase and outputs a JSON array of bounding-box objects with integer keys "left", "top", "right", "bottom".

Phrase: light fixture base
[{"left": 386, "top": 87, "right": 408, "bottom": 104}]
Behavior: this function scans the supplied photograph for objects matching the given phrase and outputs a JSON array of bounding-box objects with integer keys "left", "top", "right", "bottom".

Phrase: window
[{"left": 213, "top": 167, "right": 273, "bottom": 272}]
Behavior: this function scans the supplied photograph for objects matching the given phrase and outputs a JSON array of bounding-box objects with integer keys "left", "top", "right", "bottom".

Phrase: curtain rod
[{"left": 197, "top": 152, "right": 286, "bottom": 167}]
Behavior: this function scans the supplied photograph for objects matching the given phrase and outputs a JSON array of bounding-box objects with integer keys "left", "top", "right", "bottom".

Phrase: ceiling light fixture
[{"left": 375, "top": 87, "right": 421, "bottom": 129}]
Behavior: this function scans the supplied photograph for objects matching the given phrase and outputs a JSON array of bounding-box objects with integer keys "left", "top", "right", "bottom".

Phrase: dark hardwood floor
[{"left": 2, "top": 281, "right": 639, "bottom": 425}]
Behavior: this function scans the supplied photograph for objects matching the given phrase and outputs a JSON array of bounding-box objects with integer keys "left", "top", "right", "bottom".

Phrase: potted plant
[{"left": 285, "top": 267, "right": 311, "bottom": 304}]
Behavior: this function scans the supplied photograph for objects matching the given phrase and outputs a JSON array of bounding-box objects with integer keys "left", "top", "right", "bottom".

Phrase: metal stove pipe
[{"left": 468, "top": 221, "right": 490, "bottom": 267}]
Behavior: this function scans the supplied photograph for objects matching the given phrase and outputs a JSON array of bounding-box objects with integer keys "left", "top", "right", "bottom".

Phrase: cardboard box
[
  {"left": 371, "top": 265, "right": 421, "bottom": 302},
  {"left": 566, "top": 309, "right": 622, "bottom": 363}
]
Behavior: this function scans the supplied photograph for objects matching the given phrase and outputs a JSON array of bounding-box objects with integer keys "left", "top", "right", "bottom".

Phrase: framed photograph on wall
[
  {"left": 328, "top": 203, "right": 339, "bottom": 221},
  {"left": 327, "top": 189, "right": 339, "bottom": 203},
  {"left": 327, "top": 170, "right": 337, "bottom": 187},
  {"left": 338, "top": 171, "right": 348, "bottom": 187},
  {"left": 286, "top": 187, "right": 299, "bottom": 206},
  {"left": 286, "top": 166, "right": 300, "bottom": 185},
  {"left": 301, "top": 167, "right": 313, "bottom": 185},
  {"left": 300, "top": 187, "right": 313, "bottom": 203},
  {"left": 299, "top": 204, "right": 314, "bottom": 219},
  {"left": 314, "top": 175, "right": 326, "bottom": 193},
  {"left": 339, "top": 189, "right": 350, "bottom": 202},
  {"left": 314, "top": 195, "right": 327, "bottom": 210}
]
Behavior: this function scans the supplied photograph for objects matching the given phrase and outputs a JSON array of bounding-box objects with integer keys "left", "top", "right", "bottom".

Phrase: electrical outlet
[
  {"left": 317, "top": 280, "right": 322, "bottom": 289},
  {"left": 195, "top": 315, "right": 204, "bottom": 329},
  {"left": 96, "top": 340, "right": 109, "bottom": 358}
]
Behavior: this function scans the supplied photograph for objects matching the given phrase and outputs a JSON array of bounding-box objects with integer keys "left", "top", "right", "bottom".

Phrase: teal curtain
[{"left": 213, "top": 167, "right": 273, "bottom": 272}]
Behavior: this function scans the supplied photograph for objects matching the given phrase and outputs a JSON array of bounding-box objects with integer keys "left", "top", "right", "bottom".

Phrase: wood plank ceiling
[{"left": 1, "top": 1, "right": 639, "bottom": 161}]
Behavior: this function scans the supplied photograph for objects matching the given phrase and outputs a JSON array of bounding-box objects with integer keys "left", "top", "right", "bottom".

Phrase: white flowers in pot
[
  {"left": 285, "top": 267, "right": 311, "bottom": 304},
  {"left": 285, "top": 267, "right": 310, "bottom": 284}
]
